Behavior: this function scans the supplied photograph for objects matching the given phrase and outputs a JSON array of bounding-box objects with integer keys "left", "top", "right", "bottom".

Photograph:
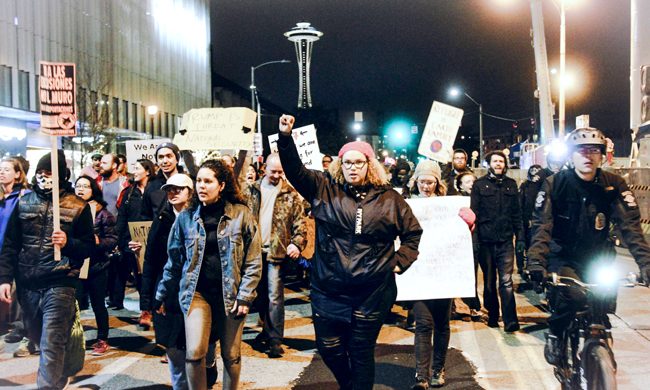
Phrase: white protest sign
[
  {"left": 269, "top": 125, "right": 323, "bottom": 171},
  {"left": 418, "top": 101, "right": 464, "bottom": 164},
  {"left": 125, "top": 139, "right": 171, "bottom": 172},
  {"left": 173, "top": 107, "right": 257, "bottom": 151},
  {"left": 395, "top": 196, "right": 475, "bottom": 301}
]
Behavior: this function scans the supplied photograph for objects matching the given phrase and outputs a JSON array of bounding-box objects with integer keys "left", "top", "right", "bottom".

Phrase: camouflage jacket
[{"left": 243, "top": 179, "right": 307, "bottom": 262}]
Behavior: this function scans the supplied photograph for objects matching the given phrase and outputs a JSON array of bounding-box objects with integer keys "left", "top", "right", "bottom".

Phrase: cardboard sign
[
  {"left": 129, "top": 221, "right": 153, "bottom": 273},
  {"left": 125, "top": 139, "right": 171, "bottom": 172},
  {"left": 418, "top": 101, "right": 464, "bottom": 164},
  {"left": 173, "top": 107, "right": 257, "bottom": 151},
  {"left": 395, "top": 196, "right": 475, "bottom": 301},
  {"left": 39, "top": 61, "right": 77, "bottom": 136},
  {"left": 268, "top": 126, "right": 323, "bottom": 171}
]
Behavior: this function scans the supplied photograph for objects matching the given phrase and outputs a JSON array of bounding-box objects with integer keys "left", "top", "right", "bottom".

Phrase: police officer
[{"left": 527, "top": 127, "right": 650, "bottom": 366}]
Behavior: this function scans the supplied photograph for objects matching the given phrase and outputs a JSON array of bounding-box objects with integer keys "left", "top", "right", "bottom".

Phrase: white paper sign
[
  {"left": 173, "top": 107, "right": 257, "bottom": 151},
  {"left": 268, "top": 125, "right": 323, "bottom": 171},
  {"left": 395, "top": 196, "right": 475, "bottom": 301},
  {"left": 418, "top": 101, "right": 464, "bottom": 164},
  {"left": 125, "top": 139, "right": 172, "bottom": 173}
]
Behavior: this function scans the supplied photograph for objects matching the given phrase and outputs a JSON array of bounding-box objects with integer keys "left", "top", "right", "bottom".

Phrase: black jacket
[
  {"left": 142, "top": 201, "right": 177, "bottom": 311},
  {"left": 141, "top": 170, "right": 171, "bottom": 222},
  {"left": 0, "top": 186, "right": 95, "bottom": 290},
  {"left": 277, "top": 134, "right": 422, "bottom": 322},
  {"left": 89, "top": 206, "right": 118, "bottom": 278},
  {"left": 528, "top": 169, "right": 650, "bottom": 273},
  {"left": 442, "top": 163, "right": 473, "bottom": 196},
  {"left": 470, "top": 174, "right": 525, "bottom": 244}
]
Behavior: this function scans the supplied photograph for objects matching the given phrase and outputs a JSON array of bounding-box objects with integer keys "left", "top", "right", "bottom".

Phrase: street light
[
  {"left": 449, "top": 88, "right": 484, "bottom": 164},
  {"left": 147, "top": 105, "right": 158, "bottom": 139}
]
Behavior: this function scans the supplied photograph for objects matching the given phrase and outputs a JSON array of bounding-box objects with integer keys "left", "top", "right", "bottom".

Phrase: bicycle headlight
[{"left": 596, "top": 267, "right": 617, "bottom": 286}]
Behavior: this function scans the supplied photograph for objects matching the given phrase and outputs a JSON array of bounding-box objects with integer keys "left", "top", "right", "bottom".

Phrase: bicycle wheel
[{"left": 586, "top": 345, "right": 617, "bottom": 390}]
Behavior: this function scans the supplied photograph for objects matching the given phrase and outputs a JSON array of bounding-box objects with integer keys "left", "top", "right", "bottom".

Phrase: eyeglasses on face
[
  {"left": 342, "top": 160, "right": 367, "bottom": 169},
  {"left": 453, "top": 157, "right": 466, "bottom": 161},
  {"left": 166, "top": 186, "right": 187, "bottom": 194},
  {"left": 577, "top": 146, "right": 602, "bottom": 155},
  {"left": 417, "top": 180, "right": 437, "bottom": 187},
  {"left": 76, "top": 185, "right": 92, "bottom": 190}
]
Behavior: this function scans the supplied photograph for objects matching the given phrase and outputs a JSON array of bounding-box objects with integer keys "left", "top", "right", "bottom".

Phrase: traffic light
[{"left": 642, "top": 64, "right": 650, "bottom": 123}]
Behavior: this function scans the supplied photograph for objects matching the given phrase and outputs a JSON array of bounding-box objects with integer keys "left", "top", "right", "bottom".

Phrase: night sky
[{"left": 211, "top": 0, "right": 631, "bottom": 149}]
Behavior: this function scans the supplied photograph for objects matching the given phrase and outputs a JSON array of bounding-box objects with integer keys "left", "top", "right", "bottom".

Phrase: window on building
[
  {"left": 112, "top": 97, "right": 119, "bottom": 127},
  {"left": 123, "top": 100, "right": 129, "bottom": 129},
  {"left": 18, "top": 70, "right": 29, "bottom": 110},
  {"left": 90, "top": 91, "right": 98, "bottom": 122},
  {"left": 34, "top": 75, "right": 40, "bottom": 112},
  {"left": 132, "top": 103, "right": 138, "bottom": 131},
  {"left": 164, "top": 112, "right": 169, "bottom": 137},
  {"left": 171, "top": 114, "right": 176, "bottom": 134},
  {"left": 140, "top": 105, "right": 146, "bottom": 133},
  {"left": 0, "top": 65, "right": 12, "bottom": 107},
  {"left": 101, "top": 94, "right": 109, "bottom": 126},
  {"left": 78, "top": 88, "right": 87, "bottom": 123}
]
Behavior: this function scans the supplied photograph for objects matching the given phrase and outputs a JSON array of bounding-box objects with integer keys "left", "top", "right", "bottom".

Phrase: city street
[{"left": 1, "top": 251, "right": 650, "bottom": 390}]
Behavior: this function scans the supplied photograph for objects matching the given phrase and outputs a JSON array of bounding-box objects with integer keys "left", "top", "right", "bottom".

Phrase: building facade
[{"left": 0, "top": 0, "right": 210, "bottom": 174}]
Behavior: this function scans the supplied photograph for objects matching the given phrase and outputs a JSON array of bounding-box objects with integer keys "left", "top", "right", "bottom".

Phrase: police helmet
[{"left": 566, "top": 127, "right": 607, "bottom": 153}]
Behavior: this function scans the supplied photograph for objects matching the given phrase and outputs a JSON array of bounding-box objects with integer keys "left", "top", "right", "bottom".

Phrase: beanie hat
[
  {"left": 36, "top": 150, "right": 67, "bottom": 180},
  {"left": 338, "top": 141, "right": 375, "bottom": 160},
  {"left": 412, "top": 160, "right": 441, "bottom": 182},
  {"left": 155, "top": 142, "right": 180, "bottom": 162}
]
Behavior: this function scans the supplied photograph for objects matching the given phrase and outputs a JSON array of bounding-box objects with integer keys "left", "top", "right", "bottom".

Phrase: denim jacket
[{"left": 155, "top": 201, "right": 262, "bottom": 316}]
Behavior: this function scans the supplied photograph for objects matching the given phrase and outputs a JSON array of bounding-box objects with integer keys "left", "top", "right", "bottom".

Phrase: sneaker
[
  {"left": 504, "top": 322, "right": 520, "bottom": 333},
  {"left": 430, "top": 368, "right": 445, "bottom": 388},
  {"left": 544, "top": 333, "right": 562, "bottom": 366},
  {"left": 206, "top": 362, "right": 218, "bottom": 389},
  {"left": 268, "top": 341, "right": 284, "bottom": 358},
  {"left": 470, "top": 309, "right": 483, "bottom": 322},
  {"left": 160, "top": 353, "right": 169, "bottom": 364},
  {"left": 13, "top": 337, "right": 36, "bottom": 357},
  {"left": 412, "top": 377, "right": 429, "bottom": 390},
  {"left": 139, "top": 311, "right": 153, "bottom": 328},
  {"left": 92, "top": 339, "right": 109, "bottom": 356},
  {"left": 5, "top": 328, "right": 26, "bottom": 343}
]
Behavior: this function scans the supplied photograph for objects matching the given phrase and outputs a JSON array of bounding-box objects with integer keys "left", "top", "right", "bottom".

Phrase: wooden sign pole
[{"left": 51, "top": 136, "right": 61, "bottom": 261}]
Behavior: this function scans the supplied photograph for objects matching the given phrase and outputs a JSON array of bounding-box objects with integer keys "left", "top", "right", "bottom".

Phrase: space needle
[{"left": 284, "top": 22, "right": 323, "bottom": 109}]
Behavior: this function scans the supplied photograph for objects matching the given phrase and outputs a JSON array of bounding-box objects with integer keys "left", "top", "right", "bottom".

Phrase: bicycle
[{"left": 542, "top": 271, "right": 633, "bottom": 390}]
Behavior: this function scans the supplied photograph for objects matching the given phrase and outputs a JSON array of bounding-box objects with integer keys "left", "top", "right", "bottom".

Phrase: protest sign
[
  {"left": 173, "top": 107, "right": 257, "bottom": 150},
  {"left": 39, "top": 62, "right": 77, "bottom": 137},
  {"left": 129, "top": 221, "right": 153, "bottom": 273},
  {"left": 268, "top": 125, "right": 323, "bottom": 171},
  {"left": 125, "top": 139, "right": 171, "bottom": 172},
  {"left": 418, "top": 101, "right": 464, "bottom": 164},
  {"left": 395, "top": 196, "right": 475, "bottom": 301}
]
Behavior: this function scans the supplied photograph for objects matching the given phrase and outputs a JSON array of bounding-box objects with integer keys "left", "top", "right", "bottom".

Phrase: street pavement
[{"left": 1, "top": 250, "right": 650, "bottom": 390}]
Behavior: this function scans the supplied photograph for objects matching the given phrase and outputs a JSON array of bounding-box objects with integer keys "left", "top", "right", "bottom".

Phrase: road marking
[{"left": 72, "top": 343, "right": 158, "bottom": 387}]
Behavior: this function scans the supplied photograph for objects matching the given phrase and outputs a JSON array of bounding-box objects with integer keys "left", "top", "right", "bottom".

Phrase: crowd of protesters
[{"left": 1, "top": 115, "right": 650, "bottom": 390}]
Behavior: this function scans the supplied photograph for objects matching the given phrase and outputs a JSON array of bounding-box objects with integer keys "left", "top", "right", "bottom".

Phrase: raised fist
[{"left": 279, "top": 115, "right": 295, "bottom": 135}]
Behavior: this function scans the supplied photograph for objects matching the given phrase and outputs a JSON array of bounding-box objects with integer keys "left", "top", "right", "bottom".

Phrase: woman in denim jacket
[{"left": 155, "top": 159, "right": 262, "bottom": 390}]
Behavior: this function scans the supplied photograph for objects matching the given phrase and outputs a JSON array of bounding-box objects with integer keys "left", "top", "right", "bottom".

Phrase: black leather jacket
[
  {"left": 470, "top": 174, "right": 525, "bottom": 244},
  {"left": 528, "top": 169, "right": 650, "bottom": 273},
  {"left": 0, "top": 186, "right": 95, "bottom": 290}
]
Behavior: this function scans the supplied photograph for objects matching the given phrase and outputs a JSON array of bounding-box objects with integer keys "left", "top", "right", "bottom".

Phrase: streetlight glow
[
  {"left": 449, "top": 88, "right": 460, "bottom": 97},
  {"left": 353, "top": 123, "right": 362, "bottom": 131},
  {"left": 147, "top": 105, "right": 158, "bottom": 115}
]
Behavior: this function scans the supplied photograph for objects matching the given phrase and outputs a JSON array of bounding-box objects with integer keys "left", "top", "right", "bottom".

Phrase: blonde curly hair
[{"left": 328, "top": 157, "right": 389, "bottom": 187}]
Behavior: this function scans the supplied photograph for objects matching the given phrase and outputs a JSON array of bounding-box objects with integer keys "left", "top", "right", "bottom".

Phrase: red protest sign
[{"left": 39, "top": 61, "right": 77, "bottom": 136}]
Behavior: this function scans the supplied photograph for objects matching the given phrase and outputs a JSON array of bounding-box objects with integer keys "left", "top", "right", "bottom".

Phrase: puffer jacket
[
  {"left": 155, "top": 201, "right": 262, "bottom": 316},
  {"left": 243, "top": 179, "right": 307, "bottom": 262},
  {"left": 0, "top": 185, "right": 95, "bottom": 290},
  {"left": 88, "top": 203, "right": 117, "bottom": 278},
  {"left": 277, "top": 133, "right": 423, "bottom": 322}
]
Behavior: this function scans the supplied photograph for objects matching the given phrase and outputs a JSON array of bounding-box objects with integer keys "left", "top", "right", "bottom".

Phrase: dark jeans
[
  {"left": 9, "top": 281, "right": 27, "bottom": 336},
  {"left": 413, "top": 298, "right": 452, "bottom": 379},
  {"left": 479, "top": 241, "right": 518, "bottom": 326},
  {"left": 312, "top": 305, "right": 391, "bottom": 390},
  {"left": 19, "top": 286, "right": 77, "bottom": 390},
  {"left": 256, "top": 254, "right": 286, "bottom": 343},
  {"left": 108, "top": 251, "right": 140, "bottom": 306},
  {"left": 547, "top": 266, "right": 589, "bottom": 336},
  {"left": 77, "top": 270, "right": 110, "bottom": 340}
]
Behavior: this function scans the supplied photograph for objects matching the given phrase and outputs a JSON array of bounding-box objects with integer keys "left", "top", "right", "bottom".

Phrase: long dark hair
[
  {"left": 136, "top": 159, "right": 157, "bottom": 184},
  {"left": 75, "top": 175, "right": 107, "bottom": 207},
  {"left": 187, "top": 159, "right": 246, "bottom": 212}
]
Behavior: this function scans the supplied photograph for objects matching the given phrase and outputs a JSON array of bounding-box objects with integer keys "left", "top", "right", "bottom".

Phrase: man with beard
[
  {"left": 99, "top": 154, "right": 129, "bottom": 218},
  {"left": 0, "top": 150, "right": 95, "bottom": 389},
  {"left": 442, "top": 149, "right": 473, "bottom": 195},
  {"left": 470, "top": 151, "right": 525, "bottom": 332}
]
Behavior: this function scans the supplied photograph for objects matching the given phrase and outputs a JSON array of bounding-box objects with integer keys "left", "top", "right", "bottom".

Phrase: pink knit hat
[{"left": 338, "top": 141, "right": 375, "bottom": 159}]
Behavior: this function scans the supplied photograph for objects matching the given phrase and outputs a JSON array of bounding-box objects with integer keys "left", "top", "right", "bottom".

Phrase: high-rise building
[{"left": 284, "top": 22, "right": 322, "bottom": 109}]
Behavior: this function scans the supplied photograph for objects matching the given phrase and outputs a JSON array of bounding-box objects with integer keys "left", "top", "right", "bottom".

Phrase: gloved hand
[
  {"left": 515, "top": 241, "right": 526, "bottom": 253},
  {"left": 458, "top": 207, "right": 476, "bottom": 227},
  {"left": 527, "top": 264, "right": 547, "bottom": 283},
  {"left": 640, "top": 264, "right": 650, "bottom": 287}
]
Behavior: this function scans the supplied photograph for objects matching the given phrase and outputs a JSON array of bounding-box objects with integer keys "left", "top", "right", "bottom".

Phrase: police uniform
[{"left": 527, "top": 167, "right": 650, "bottom": 335}]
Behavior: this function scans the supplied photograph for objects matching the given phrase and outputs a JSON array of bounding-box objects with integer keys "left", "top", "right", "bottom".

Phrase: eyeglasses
[
  {"left": 342, "top": 160, "right": 367, "bottom": 169},
  {"left": 417, "top": 180, "right": 437, "bottom": 187},
  {"left": 166, "top": 186, "right": 187, "bottom": 194},
  {"left": 322, "top": 159, "right": 332, "bottom": 163},
  {"left": 577, "top": 146, "right": 602, "bottom": 155},
  {"left": 76, "top": 185, "right": 91, "bottom": 190},
  {"left": 453, "top": 157, "right": 466, "bottom": 161}
]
